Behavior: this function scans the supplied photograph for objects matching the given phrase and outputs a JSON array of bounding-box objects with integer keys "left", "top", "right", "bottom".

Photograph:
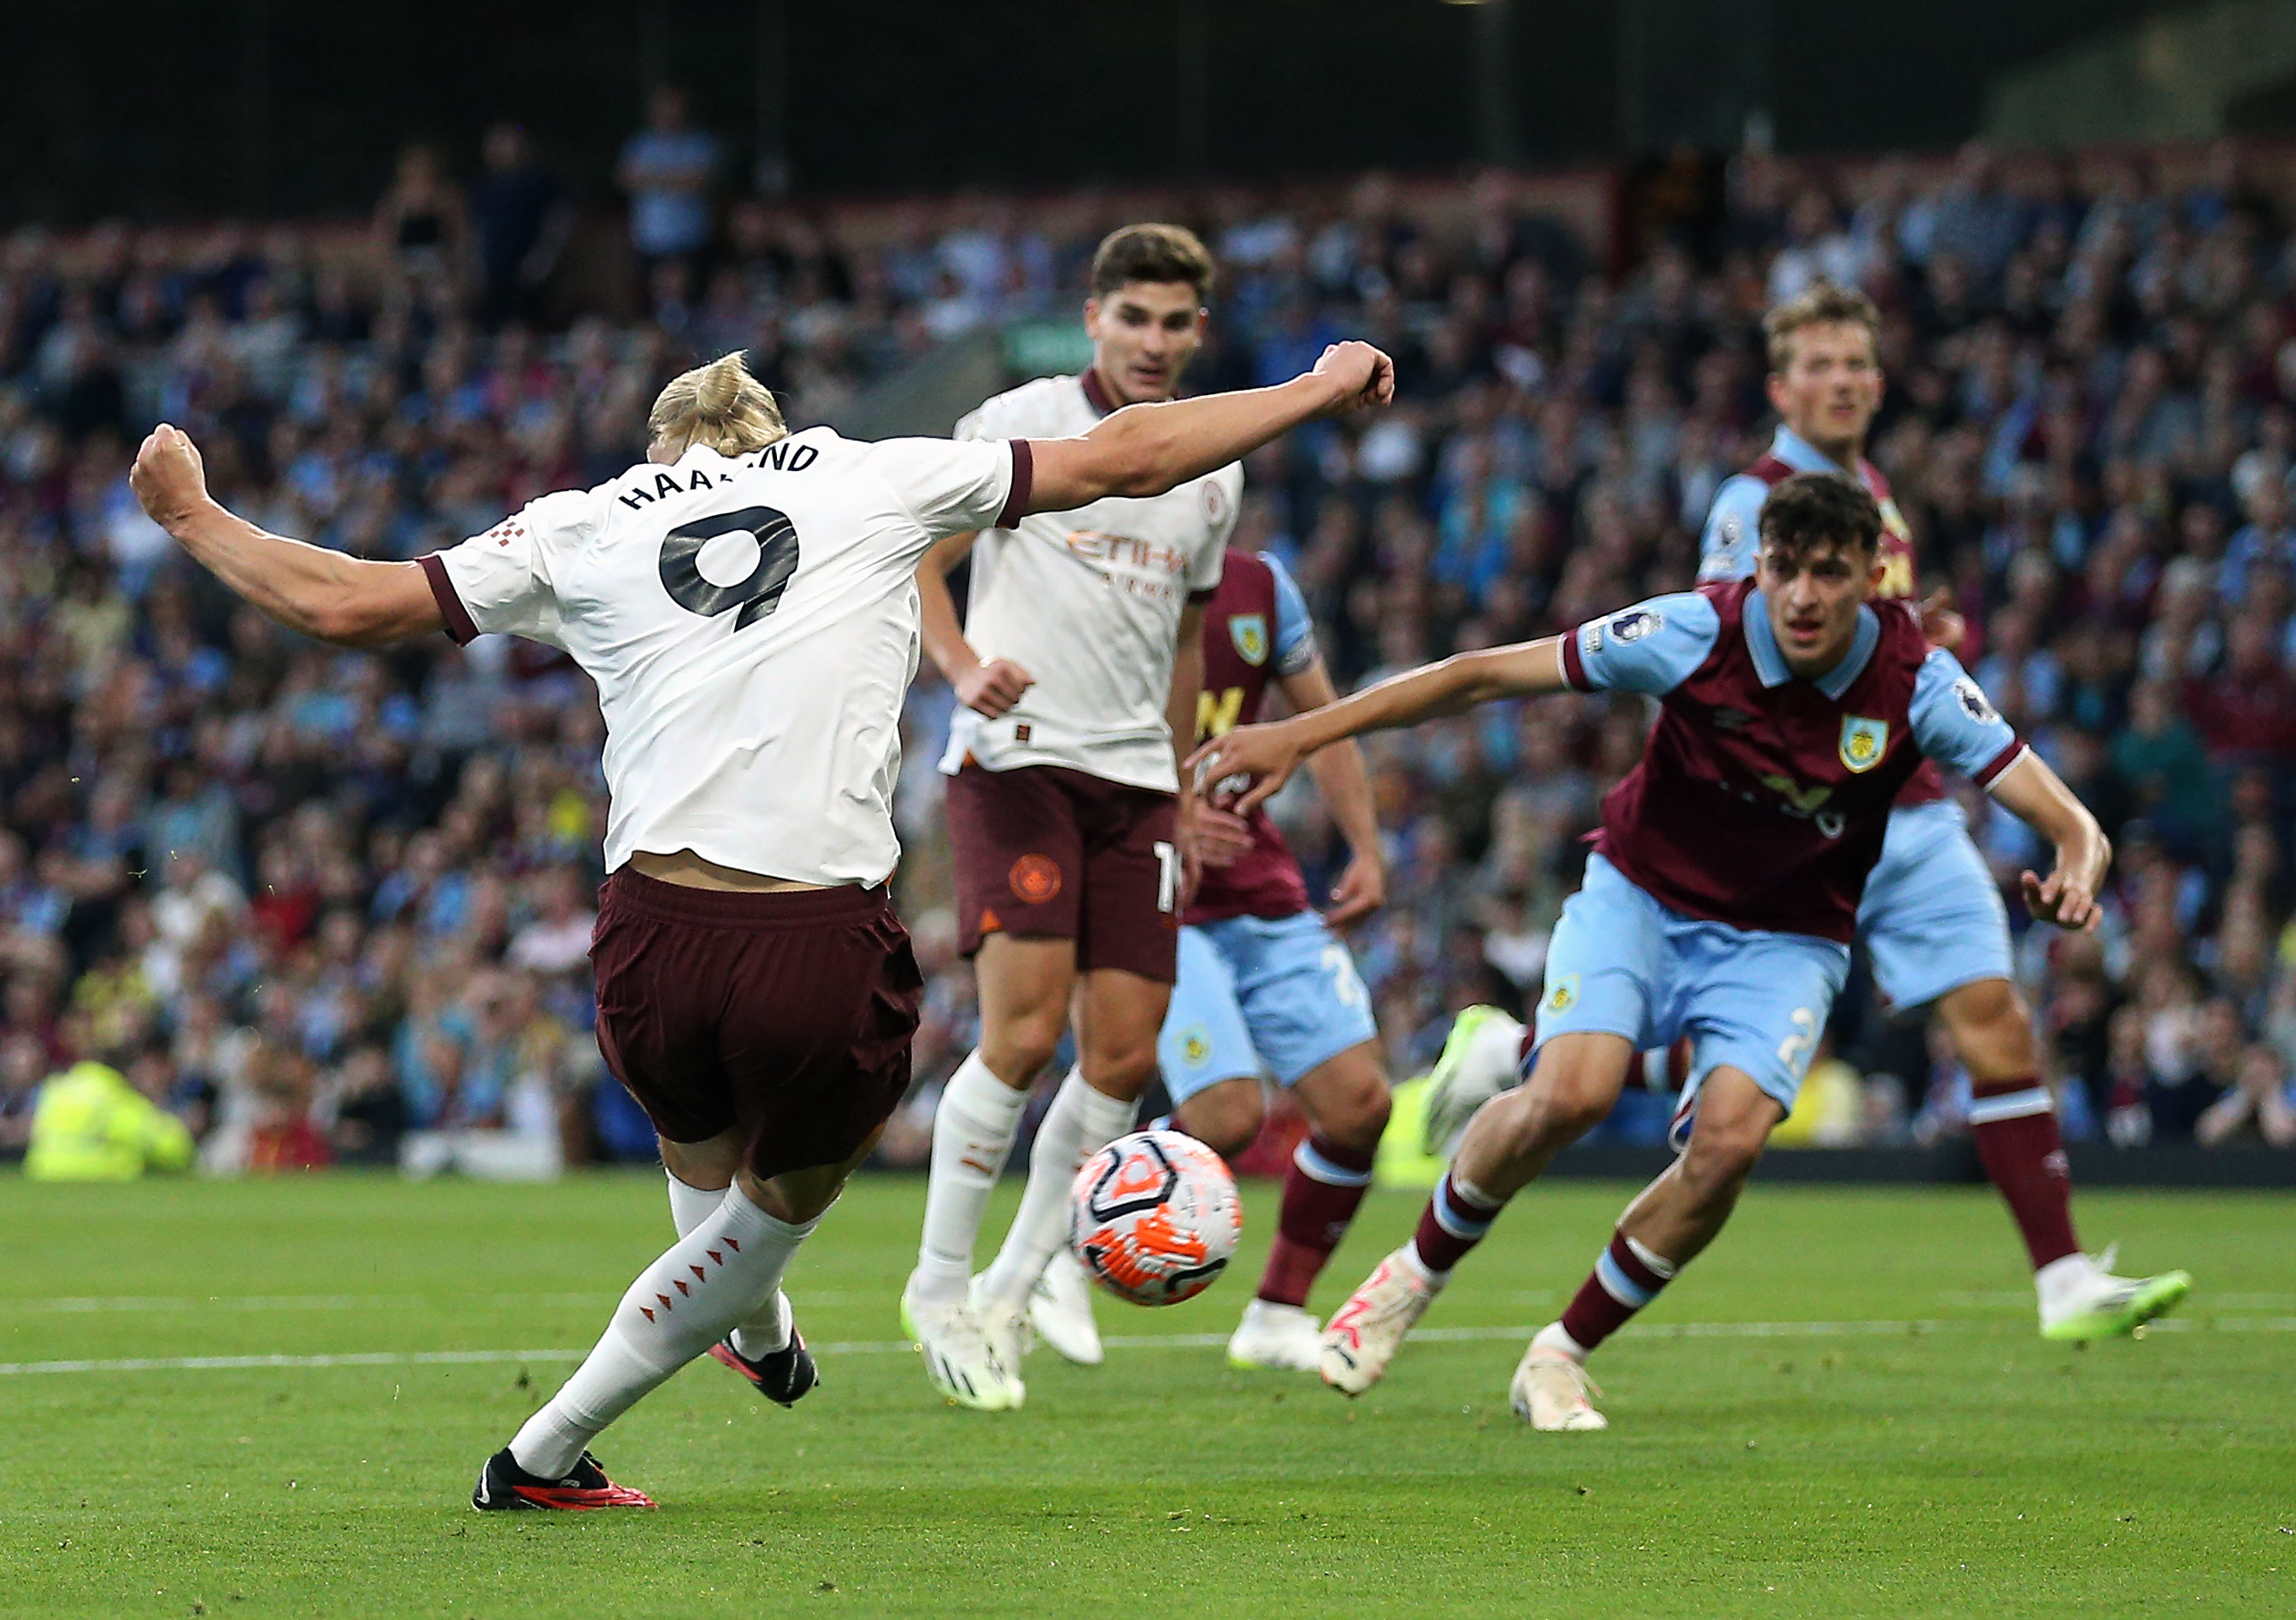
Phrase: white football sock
[
  {"left": 664, "top": 1169, "right": 722, "bottom": 1236},
  {"left": 667, "top": 1169, "right": 790, "bottom": 1357},
  {"left": 511, "top": 1183, "right": 817, "bottom": 1478},
  {"left": 910, "top": 1050, "right": 1029, "bottom": 1307},
  {"left": 978, "top": 1068, "right": 1135, "bottom": 1312},
  {"left": 1532, "top": 1320, "right": 1591, "bottom": 1362}
]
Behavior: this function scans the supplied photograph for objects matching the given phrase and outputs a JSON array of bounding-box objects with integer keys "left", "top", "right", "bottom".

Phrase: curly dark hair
[{"left": 1758, "top": 471, "right": 1883, "bottom": 561}]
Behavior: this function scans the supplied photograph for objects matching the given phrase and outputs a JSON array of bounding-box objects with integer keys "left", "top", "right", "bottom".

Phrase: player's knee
[
  {"left": 983, "top": 1012, "right": 1066, "bottom": 1084},
  {"left": 1939, "top": 977, "right": 2035, "bottom": 1078},
  {"left": 1176, "top": 1082, "right": 1262, "bottom": 1159},
  {"left": 1527, "top": 1063, "right": 1618, "bottom": 1143},
  {"left": 1482, "top": 1073, "right": 1607, "bottom": 1164},
  {"left": 1677, "top": 1119, "right": 1767, "bottom": 1203},
  {"left": 1078, "top": 1042, "right": 1161, "bottom": 1099},
  {"left": 1321, "top": 1078, "right": 1390, "bottom": 1154}
]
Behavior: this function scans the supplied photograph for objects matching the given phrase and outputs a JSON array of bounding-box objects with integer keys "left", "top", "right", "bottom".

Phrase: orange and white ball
[{"left": 1068, "top": 1129, "right": 1242, "bottom": 1307}]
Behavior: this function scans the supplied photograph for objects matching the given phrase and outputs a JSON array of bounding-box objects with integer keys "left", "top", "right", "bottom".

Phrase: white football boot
[
  {"left": 899, "top": 1284, "right": 1024, "bottom": 1412},
  {"left": 1421, "top": 1006, "right": 1527, "bottom": 1154},
  {"left": 2037, "top": 1246, "right": 2193, "bottom": 1342},
  {"left": 1028, "top": 1249, "right": 1105, "bottom": 1366},
  {"left": 1227, "top": 1299, "right": 1323, "bottom": 1371},
  {"left": 1509, "top": 1344, "right": 1608, "bottom": 1431},
  {"left": 1319, "top": 1246, "right": 1441, "bottom": 1396},
  {"left": 968, "top": 1273, "right": 1037, "bottom": 1384}
]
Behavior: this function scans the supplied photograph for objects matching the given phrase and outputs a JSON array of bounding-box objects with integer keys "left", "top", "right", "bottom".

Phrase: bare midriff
[{"left": 626, "top": 848, "right": 831, "bottom": 893}]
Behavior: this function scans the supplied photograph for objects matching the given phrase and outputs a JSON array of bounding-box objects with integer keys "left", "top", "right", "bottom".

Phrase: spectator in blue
[{"left": 617, "top": 85, "right": 719, "bottom": 294}]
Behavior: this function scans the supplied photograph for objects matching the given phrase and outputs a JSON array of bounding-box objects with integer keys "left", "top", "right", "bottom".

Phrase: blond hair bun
[{"left": 649, "top": 351, "right": 789, "bottom": 458}]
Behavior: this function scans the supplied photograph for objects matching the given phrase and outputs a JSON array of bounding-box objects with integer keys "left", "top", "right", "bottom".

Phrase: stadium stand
[{"left": 3, "top": 140, "right": 2294, "bottom": 1176}]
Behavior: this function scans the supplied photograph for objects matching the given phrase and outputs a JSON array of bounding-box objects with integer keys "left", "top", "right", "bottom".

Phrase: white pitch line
[{"left": 2, "top": 1313, "right": 2281, "bottom": 1379}]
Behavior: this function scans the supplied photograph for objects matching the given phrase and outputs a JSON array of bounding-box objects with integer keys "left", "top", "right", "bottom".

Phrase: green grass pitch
[{"left": 0, "top": 1172, "right": 2288, "bottom": 1618}]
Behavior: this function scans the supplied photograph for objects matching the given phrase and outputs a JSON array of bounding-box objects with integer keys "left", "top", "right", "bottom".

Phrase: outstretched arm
[
  {"left": 1024, "top": 342, "right": 1392, "bottom": 515},
  {"left": 1188, "top": 637, "right": 1566, "bottom": 815},
  {"left": 131, "top": 426, "right": 442, "bottom": 647},
  {"left": 1986, "top": 750, "right": 2110, "bottom": 931}
]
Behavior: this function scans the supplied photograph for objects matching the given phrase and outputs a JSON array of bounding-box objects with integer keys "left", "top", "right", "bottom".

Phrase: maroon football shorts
[
  {"left": 590, "top": 870, "right": 922, "bottom": 1182},
  {"left": 944, "top": 762, "right": 1180, "bottom": 983}
]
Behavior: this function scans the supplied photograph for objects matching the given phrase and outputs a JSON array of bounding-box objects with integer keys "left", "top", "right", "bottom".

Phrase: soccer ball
[{"left": 1068, "top": 1129, "right": 1242, "bottom": 1306}]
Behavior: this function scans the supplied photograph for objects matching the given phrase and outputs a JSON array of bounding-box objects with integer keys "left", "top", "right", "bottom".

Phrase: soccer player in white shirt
[
  {"left": 128, "top": 338, "right": 1394, "bottom": 1506},
  {"left": 904, "top": 225, "right": 1254, "bottom": 1409}
]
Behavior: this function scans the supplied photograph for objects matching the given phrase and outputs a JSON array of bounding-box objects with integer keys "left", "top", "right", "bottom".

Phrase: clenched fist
[{"left": 130, "top": 424, "right": 213, "bottom": 532}]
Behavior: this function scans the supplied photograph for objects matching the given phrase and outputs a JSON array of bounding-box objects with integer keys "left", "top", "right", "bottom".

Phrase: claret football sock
[
  {"left": 913, "top": 1050, "right": 1030, "bottom": 1307},
  {"left": 1968, "top": 1078, "right": 2081, "bottom": 1270},
  {"left": 1554, "top": 1230, "right": 1679, "bottom": 1356},
  {"left": 1257, "top": 1133, "right": 1377, "bottom": 1307},
  {"left": 979, "top": 1068, "right": 1135, "bottom": 1311},
  {"left": 510, "top": 1184, "right": 817, "bottom": 1479},
  {"left": 1407, "top": 1169, "right": 1504, "bottom": 1280}
]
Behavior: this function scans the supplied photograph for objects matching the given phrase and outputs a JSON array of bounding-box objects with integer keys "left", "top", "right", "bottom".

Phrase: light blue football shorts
[
  {"left": 1857, "top": 797, "right": 2014, "bottom": 1013},
  {"left": 1159, "top": 911, "right": 1379, "bottom": 1105},
  {"left": 1533, "top": 854, "right": 1852, "bottom": 1118}
]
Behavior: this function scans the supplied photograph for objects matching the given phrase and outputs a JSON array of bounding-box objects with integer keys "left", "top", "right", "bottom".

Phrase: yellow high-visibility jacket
[{"left": 23, "top": 1062, "right": 194, "bottom": 1182}]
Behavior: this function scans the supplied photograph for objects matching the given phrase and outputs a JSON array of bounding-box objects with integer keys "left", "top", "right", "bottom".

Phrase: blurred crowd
[{"left": 4, "top": 119, "right": 2295, "bottom": 1177}]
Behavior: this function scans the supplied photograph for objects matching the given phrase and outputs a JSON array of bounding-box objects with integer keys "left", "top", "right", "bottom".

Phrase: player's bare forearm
[
  {"left": 133, "top": 423, "right": 440, "bottom": 647},
  {"left": 916, "top": 532, "right": 982, "bottom": 681},
  {"left": 1988, "top": 750, "right": 2111, "bottom": 931},
  {"left": 1190, "top": 638, "right": 1564, "bottom": 813},
  {"left": 173, "top": 502, "right": 436, "bottom": 648},
  {"left": 1167, "top": 605, "right": 1206, "bottom": 779},
  {"left": 1026, "top": 342, "right": 1392, "bottom": 512},
  {"left": 1288, "top": 637, "right": 1566, "bottom": 752},
  {"left": 1282, "top": 662, "right": 1380, "bottom": 862},
  {"left": 916, "top": 530, "right": 1032, "bottom": 715}
]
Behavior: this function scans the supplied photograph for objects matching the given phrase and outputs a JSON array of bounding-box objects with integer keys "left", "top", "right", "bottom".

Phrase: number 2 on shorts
[{"left": 1776, "top": 1008, "right": 1819, "bottom": 1080}]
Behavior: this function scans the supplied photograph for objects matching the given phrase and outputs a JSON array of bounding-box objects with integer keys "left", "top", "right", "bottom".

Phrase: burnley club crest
[
  {"left": 1838, "top": 715, "right": 1888, "bottom": 773},
  {"left": 1229, "top": 613, "right": 1269, "bottom": 667}
]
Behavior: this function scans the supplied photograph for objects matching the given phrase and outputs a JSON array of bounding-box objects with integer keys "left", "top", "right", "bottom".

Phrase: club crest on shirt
[
  {"left": 1544, "top": 975, "right": 1579, "bottom": 1016},
  {"left": 1229, "top": 613, "right": 1270, "bottom": 667},
  {"left": 1608, "top": 608, "right": 1661, "bottom": 644},
  {"left": 1178, "top": 1025, "right": 1213, "bottom": 1069},
  {"left": 1952, "top": 676, "right": 1998, "bottom": 726},
  {"left": 1839, "top": 716, "right": 1889, "bottom": 773}
]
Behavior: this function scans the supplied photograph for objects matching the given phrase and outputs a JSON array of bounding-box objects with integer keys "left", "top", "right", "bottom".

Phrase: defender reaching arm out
[{"left": 1190, "top": 636, "right": 1570, "bottom": 815}]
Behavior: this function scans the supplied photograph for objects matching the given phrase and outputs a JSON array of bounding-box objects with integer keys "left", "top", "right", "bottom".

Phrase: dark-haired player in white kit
[
  {"left": 905, "top": 224, "right": 1259, "bottom": 1409},
  {"left": 130, "top": 336, "right": 1395, "bottom": 1506}
]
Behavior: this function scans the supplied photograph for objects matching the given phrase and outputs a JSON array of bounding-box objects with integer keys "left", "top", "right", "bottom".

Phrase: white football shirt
[
  {"left": 939, "top": 372, "right": 1241, "bottom": 793},
  {"left": 422, "top": 428, "right": 1029, "bottom": 887}
]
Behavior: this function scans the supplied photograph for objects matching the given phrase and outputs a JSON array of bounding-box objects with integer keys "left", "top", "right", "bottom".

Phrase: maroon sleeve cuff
[
  {"left": 994, "top": 440, "right": 1034, "bottom": 529},
  {"left": 1974, "top": 739, "right": 2028, "bottom": 789},
  {"left": 1560, "top": 629, "right": 1592, "bottom": 692},
  {"left": 418, "top": 553, "right": 481, "bottom": 646}
]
